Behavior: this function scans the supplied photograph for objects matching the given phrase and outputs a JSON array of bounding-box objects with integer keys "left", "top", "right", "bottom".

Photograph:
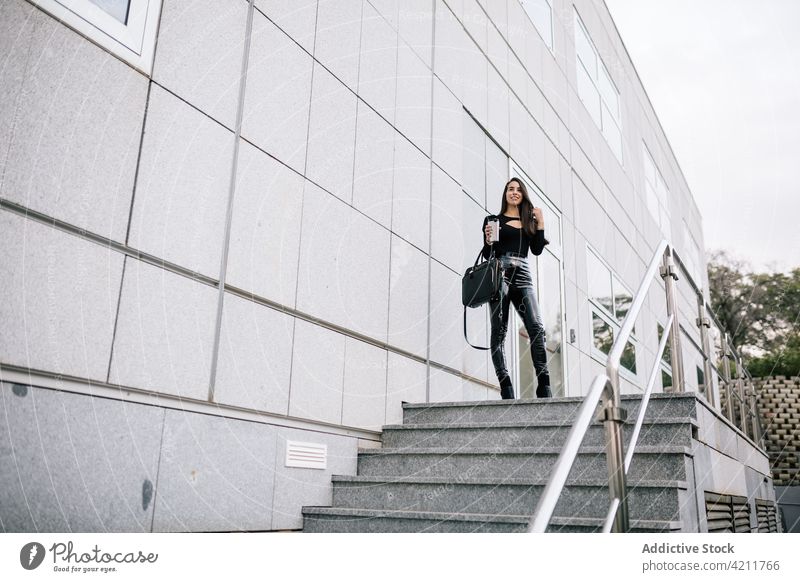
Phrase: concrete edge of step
[
  {"left": 356, "top": 445, "right": 695, "bottom": 456},
  {"left": 382, "top": 417, "right": 699, "bottom": 430},
  {"left": 300, "top": 507, "right": 684, "bottom": 530},
  {"left": 329, "top": 475, "right": 690, "bottom": 489},
  {"left": 401, "top": 393, "right": 699, "bottom": 410}
]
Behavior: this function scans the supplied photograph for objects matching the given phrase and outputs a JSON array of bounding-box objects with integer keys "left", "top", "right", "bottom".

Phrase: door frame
[{"left": 507, "top": 159, "right": 568, "bottom": 397}]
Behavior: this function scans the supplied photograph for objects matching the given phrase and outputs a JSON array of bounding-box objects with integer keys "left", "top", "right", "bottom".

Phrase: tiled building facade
[{"left": 1, "top": 0, "right": 734, "bottom": 531}]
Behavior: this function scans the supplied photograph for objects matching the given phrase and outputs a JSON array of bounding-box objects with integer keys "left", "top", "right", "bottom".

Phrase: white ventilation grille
[{"left": 285, "top": 441, "right": 327, "bottom": 470}]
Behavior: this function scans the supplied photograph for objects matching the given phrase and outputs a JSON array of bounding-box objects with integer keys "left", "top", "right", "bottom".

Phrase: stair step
[
  {"left": 330, "top": 475, "right": 686, "bottom": 521},
  {"left": 301, "top": 506, "right": 682, "bottom": 533},
  {"left": 402, "top": 394, "right": 698, "bottom": 425},
  {"left": 382, "top": 418, "right": 696, "bottom": 449},
  {"left": 356, "top": 445, "right": 692, "bottom": 482}
]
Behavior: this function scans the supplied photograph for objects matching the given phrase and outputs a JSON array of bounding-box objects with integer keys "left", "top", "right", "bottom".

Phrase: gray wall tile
[
  {"left": 0, "top": 384, "right": 163, "bottom": 532},
  {"left": 430, "top": 165, "right": 465, "bottom": 273},
  {"left": 392, "top": 134, "right": 431, "bottom": 252},
  {"left": 109, "top": 259, "right": 217, "bottom": 400},
  {"left": 226, "top": 139, "right": 304, "bottom": 308},
  {"left": 387, "top": 234, "right": 429, "bottom": 358},
  {"left": 152, "top": 0, "right": 248, "bottom": 129},
  {"left": 429, "top": 260, "right": 462, "bottom": 370},
  {"left": 271, "top": 427, "right": 358, "bottom": 529},
  {"left": 352, "top": 101, "right": 395, "bottom": 227},
  {"left": 254, "top": 0, "right": 318, "bottom": 53},
  {"left": 0, "top": 213, "right": 123, "bottom": 381},
  {"left": 296, "top": 181, "right": 390, "bottom": 341},
  {"left": 433, "top": 0, "right": 466, "bottom": 103},
  {"left": 0, "top": 3, "right": 147, "bottom": 243},
  {"left": 305, "top": 62, "right": 358, "bottom": 202},
  {"left": 462, "top": 110, "right": 486, "bottom": 206},
  {"left": 152, "top": 410, "right": 277, "bottom": 532},
  {"left": 243, "top": 12, "right": 313, "bottom": 173},
  {"left": 395, "top": 41, "right": 433, "bottom": 156},
  {"left": 214, "top": 293, "right": 294, "bottom": 415},
  {"left": 486, "top": 10, "right": 508, "bottom": 77},
  {"left": 128, "top": 86, "right": 234, "bottom": 278},
  {"left": 314, "top": 0, "right": 363, "bottom": 91},
  {"left": 358, "top": 2, "right": 398, "bottom": 123},
  {"left": 432, "top": 78, "right": 464, "bottom": 186},
  {"left": 288, "top": 318, "right": 345, "bottom": 424},
  {"left": 341, "top": 337, "right": 388, "bottom": 429},
  {"left": 462, "top": 0, "right": 487, "bottom": 53},
  {"left": 368, "top": 0, "right": 400, "bottom": 29},
  {"left": 428, "top": 366, "right": 463, "bottom": 402},
  {"left": 0, "top": 0, "right": 36, "bottom": 188},
  {"left": 399, "top": 0, "right": 433, "bottom": 68},
  {"left": 461, "top": 37, "right": 488, "bottom": 126},
  {"left": 386, "top": 351, "right": 428, "bottom": 424}
]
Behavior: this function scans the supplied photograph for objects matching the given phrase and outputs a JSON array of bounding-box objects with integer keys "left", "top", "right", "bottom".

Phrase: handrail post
[
  {"left": 721, "top": 334, "right": 734, "bottom": 422},
  {"left": 661, "top": 250, "right": 685, "bottom": 392},
  {"left": 601, "top": 380, "right": 629, "bottom": 533},
  {"left": 749, "top": 378, "right": 760, "bottom": 446},
  {"left": 697, "top": 300, "right": 715, "bottom": 407},
  {"left": 735, "top": 357, "right": 749, "bottom": 439}
]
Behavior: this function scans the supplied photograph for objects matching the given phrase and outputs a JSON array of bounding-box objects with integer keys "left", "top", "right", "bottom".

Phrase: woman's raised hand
[
  {"left": 484, "top": 224, "right": 493, "bottom": 245},
  {"left": 531, "top": 207, "right": 544, "bottom": 229}
]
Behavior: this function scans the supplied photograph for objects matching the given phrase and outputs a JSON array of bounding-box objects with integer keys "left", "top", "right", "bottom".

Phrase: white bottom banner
[{"left": 1, "top": 533, "right": 798, "bottom": 581}]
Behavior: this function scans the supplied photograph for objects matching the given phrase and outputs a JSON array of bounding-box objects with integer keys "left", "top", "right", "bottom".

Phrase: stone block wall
[{"left": 756, "top": 376, "right": 800, "bottom": 486}]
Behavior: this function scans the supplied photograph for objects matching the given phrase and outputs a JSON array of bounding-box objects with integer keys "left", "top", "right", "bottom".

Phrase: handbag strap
[
  {"left": 464, "top": 305, "right": 491, "bottom": 350},
  {"left": 463, "top": 243, "right": 504, "bottom": 351}
]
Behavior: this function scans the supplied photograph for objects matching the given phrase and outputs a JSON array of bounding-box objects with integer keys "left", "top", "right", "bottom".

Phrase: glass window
[
  {"left": 642, "top": 143, "right": 671, "bottom": 232},
  {"left": 30, "top": 0, "right": 161, "bottom": 74},
  {"left": 588, "top": 251, "right": 613, "bottom": 314},
  {"left": 682, "top": 221, "right": 703, "bottom": 286},
  {"left": 574, "top": 14, "right": 596, "bottom": 75},
  {"left": 592, "top": 312, "right": 614, "bottom": 355},
  {"left": 462, "top": 111, "right": 486, "bottom": 205},
  {"left": 602, "top": 110, "right": 623, "bottom": 163},
  {"left": 576, "top": 61, "right": 601, "bottom": 127},
  {"left": 657, "top": 323, "right": 672, "bottom": 367},
  {"left": 645, "top": 183, "right": 660, "bottom": 228},
  {"left": 697, "top": 366, "right": 706, "bottom": 395},
  {"left": 521, "top": 0, "right": 553, "bottom": 49},
  {"left": 643, "top": 146, "right": 656, "bottom": 184},
  {"left": 574, "top": 9, "right": 622, "bottom": 164},
  {"left": 89, "top": 0, "right": 130, "bottom": 23},
  {"left": 662, "top": 369, "right": 673, "bottom": 392},
  {"left": 621, "top": 341, "right": 636, "bottom": 374},
  {"left": 612, "top": 276, "right": 632, "bottom": 323},
  {"left": 598, "top": 63, "right": 619, "bottom": 120}
]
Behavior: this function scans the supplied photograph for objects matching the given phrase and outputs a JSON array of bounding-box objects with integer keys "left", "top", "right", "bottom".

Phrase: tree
[{"left": 707, "top": 252, "right": 800, "bottom": 378}]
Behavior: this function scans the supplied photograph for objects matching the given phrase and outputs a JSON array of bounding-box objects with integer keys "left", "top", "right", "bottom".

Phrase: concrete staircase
[{"left": 303, "top": 394, "right": 701, "bottom": 532}]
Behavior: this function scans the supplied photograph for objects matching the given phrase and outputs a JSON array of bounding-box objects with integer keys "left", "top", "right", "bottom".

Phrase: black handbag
[{"left": 462, "top": 246, "right": 504, "bottom": 350}]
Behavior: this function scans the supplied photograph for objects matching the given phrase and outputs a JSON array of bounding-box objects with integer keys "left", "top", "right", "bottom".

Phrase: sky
[{"left": 604, "top": 0, "right": 800, "bottom": 273}]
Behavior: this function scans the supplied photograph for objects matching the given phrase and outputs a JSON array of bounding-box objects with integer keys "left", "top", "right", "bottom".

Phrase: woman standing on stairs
[{"left": 481, "top": 178, "right": 551, "bottom": 400}]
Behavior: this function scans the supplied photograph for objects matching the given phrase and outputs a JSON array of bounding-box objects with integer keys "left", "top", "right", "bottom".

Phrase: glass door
[{"left": 508, "top": 161, "right": 566, "bottom": 398}]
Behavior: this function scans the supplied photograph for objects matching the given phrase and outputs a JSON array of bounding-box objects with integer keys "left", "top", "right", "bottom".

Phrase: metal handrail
[
  {"left": 674, "top": 250, "right": 764, "bottom": 442},
  {"left": 529, "top": 240, "right": 675, "bottom": 532},
  {"left": 601, "top": 317, "right": 674, "bottom": 532},
  {"left": 529, "top": 238, "right": 767, "bottom": 532},
  {"left": 527, "top": 374, "right": 609, "bottom": 532},
  {"left": 624, "top": 314, "right": 674, "bottom": 473}
]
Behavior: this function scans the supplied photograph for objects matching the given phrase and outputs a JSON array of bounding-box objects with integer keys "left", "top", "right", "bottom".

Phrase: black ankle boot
[
  {"left": 536, "top": 373, "right": 552, "bottom": 398},
  {"left": 500, "top": 376, "right": 515, "bottom": 400}
]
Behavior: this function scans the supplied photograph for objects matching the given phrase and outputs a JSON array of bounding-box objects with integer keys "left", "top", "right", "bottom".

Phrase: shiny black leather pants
[{"left": 489, "top": 254, "right": 550, "bottom": 393}]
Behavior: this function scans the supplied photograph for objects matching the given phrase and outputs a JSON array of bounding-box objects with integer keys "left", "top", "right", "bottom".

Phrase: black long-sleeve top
[{"left": 481, "top": 214, "right": 548, "bottom": 259}]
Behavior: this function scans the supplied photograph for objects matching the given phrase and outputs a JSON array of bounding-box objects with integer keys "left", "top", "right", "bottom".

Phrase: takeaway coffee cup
[{"left": 487, "top": 216, "right": 500, "bottom": 243}]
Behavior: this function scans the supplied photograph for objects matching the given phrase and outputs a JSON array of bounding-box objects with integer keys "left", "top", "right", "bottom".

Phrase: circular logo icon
[{"left": 20, "top": 542, "right": 46, "bottom": 570}]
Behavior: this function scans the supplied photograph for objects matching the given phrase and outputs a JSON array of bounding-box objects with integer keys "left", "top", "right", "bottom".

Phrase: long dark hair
[{"left": 499, "top": 178, "right": 537, "bottom": 237}]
